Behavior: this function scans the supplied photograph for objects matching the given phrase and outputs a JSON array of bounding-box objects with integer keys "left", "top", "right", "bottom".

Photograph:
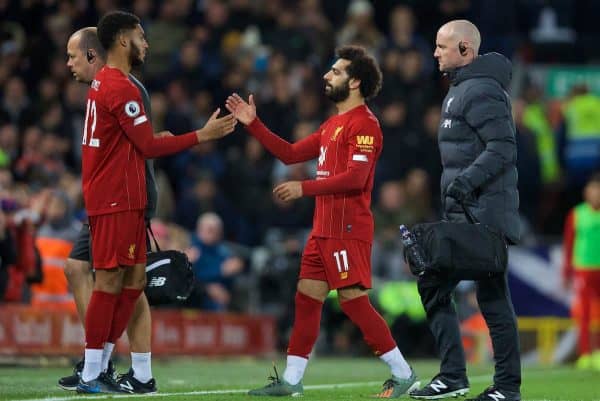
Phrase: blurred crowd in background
[{"left": 1, "top": 0, "right": 600, "bottom": 356}]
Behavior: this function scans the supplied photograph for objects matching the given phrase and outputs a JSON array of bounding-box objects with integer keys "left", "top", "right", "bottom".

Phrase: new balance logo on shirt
[{"left": 442, "top": 119, "right": 452, "bottom": 128}]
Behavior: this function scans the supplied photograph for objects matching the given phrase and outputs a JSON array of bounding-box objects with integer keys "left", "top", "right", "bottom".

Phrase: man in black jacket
[{"left": 410, "top": 20, "right": 521, "bottom": 401}]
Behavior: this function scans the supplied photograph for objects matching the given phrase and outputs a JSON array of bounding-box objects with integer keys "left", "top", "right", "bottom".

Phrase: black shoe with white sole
[
  {"left": 410, "top": 374, "right": 469, "bottom": 399},
  {"left": 117, "top": 368, "right": 157, "bottom": 394},
  {"left": 58, "top": 359, "right": 116, "bottom": 391},
  {"left": 466, "top": 386, "right": 520, "bottom": 401}
]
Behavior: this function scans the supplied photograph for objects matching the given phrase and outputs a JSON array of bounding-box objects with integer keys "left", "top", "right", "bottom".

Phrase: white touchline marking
[{"left": 16, "top": 368, "right": 578, "bottom": 401}]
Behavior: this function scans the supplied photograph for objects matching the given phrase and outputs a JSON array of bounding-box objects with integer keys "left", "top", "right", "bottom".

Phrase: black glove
[{"left": 445, "top": 176, "right": 473, "bottom": 202}]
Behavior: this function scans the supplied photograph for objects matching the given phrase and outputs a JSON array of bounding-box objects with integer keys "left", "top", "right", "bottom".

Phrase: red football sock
[
  {"left": 340, "top": 295, "right": 396, "bottom": 356},
  {"left": 287, "top": 291, "right": 323, "bottom": 359},
  {"left": 85, "top": 290, "right": 119, "bottom": 349},
  {"left": 107, "top": 288, "right": 143, "bottom": 344},
  {"left": 578, "top": 286, "right": 591, "bottom": 355}
]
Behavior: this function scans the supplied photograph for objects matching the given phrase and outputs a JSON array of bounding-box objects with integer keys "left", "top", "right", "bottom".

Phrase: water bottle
[{"left": 399, "top": 225, "right": 427, "bottom": 276}]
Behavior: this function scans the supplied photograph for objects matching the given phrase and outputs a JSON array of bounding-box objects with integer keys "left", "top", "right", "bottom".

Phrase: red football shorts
[
  {"left": 89, "top": 210, "right": 146, "bottom": 269},
  {"left": 300, "top": 236, "right": 372, "bottom": 289}
]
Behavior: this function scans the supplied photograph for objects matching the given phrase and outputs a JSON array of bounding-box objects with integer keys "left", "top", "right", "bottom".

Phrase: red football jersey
[
  {"left": 248, "top": 104, "right": 382, "bottom": 242},
  {"left": 82, "top": 66, "right": 197, "bottom": 216}
]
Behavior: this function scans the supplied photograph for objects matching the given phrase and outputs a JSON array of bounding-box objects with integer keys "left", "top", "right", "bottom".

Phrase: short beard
[
  {"left": 325, "top": 79, "right": 351, "bottom": 103},
  {"left": 129, "top": 42, "right": 144, "bottom": 67}
]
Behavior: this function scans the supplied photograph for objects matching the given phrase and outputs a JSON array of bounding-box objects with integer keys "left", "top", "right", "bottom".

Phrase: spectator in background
[
  {"left": 163, "top": 79, "right": 194, "bottom": 135},
  {"left": 337, "top": 0, "right": 384, "bottom": 55},
  {"left": 174, "top": 171, "right": 246, "bottom": 242},
  {"left": 30, "top": 190, "right": 81, "bottom": 311},
  {"left": 520, "top": 81, "right": 560, "bottom": 187},
  {"left": 264, "top": 6, "right": 312, "bottom": 63},
  {"left": 562, "top": 173, "right": 600, "bottom": 371},
  {"left": 558, "top": 84, "right": 600, "bottom": 202},
  {"left": 517, "top": 80, "right": 561, "bottom": 231},
  {"left": 187, "top": 212, "right": 245, "bottom": 311},
  {"left": 376, "top": 100, "right": 420, "bottom": 182},
  {"left": 0, "top": 122, "right": 18, "bottom": 166},
  {"left": 387, "top": 5, "right": 433, "bottom": 76},
  {"left": 172, "top": 140, "right": 226, "bottom": 191},
  {"left": 0, "top": 208, "right": 17, "bottom": 300},
  {"left": 144, "top": 0, "right": 188, "bottom": 84},
  {"left": 512, "top": 98, "right": 543, "bottom": 233},
  {"left": 260, "top": 71, "right": 297, "bottom": 142},
  {"left": 372, "top": 180, "right": 412, "bottom": 281},
  {"left": 419, "top": 104, "right": 443, "bottom": 209},
  {"left": 168, "top": 40, "right": 209, "bottom": 93},
  {"left": 62, "top": 79, "right": 89, "bottom": 169},
  {"left": 374, "top": 181, "right": 412, "bottom": 246},
  {"left": 1, "top": 75, "right": 35, "bottom": 129},
  {"left": 34, "top": 76, "right": 61, "bottom": 115},
  {"left": 224, "top": 136, "right": 274, "bottom": 245},
  {"left": 404, "top": 168, "right": 434, "bottom": 224},
  {"left": 297, "top": 0, "right": 334, "bottom": 65},
  {"left": 0, "top": 177, "right": 41, "bottom": 303},
  {"left": 397, "top": 48, "right": 435, "bottom": 127}
]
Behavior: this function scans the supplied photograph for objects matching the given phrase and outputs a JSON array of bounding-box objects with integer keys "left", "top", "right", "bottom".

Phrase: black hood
[{"left": 449, "top": 52, "right": 512, "bottom": 89}]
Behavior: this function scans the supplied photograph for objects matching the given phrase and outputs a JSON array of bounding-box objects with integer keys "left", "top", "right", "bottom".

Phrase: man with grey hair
[{"left": 409, "top": 20, "right": 521, "bottom": 401}]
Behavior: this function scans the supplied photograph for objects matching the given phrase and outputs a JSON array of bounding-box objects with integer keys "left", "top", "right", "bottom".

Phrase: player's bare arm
[
  {"left": 225, "top": 93, "right": 256, "bottom": 125},
  {"left": 195, "top": 108, "right": 237, "bottom": 141},
  {"left": 273, "top": 181, "right": 303, "bottom": 202}
]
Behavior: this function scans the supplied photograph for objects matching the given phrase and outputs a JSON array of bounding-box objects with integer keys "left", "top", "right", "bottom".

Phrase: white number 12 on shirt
[
  {"left": 333, "top": 249, "right": 349, "bottom": 272},
  {"left": 82, "top": 99, "right": 100, "bottom": 147}
]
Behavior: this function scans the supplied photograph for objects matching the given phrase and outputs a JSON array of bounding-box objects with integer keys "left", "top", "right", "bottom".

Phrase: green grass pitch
[{"left": 0, "top": 358, "right": 597, "bottom": 401}]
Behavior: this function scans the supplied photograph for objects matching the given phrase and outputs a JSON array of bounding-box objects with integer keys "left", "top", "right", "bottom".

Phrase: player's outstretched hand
[
  {"left": 273, "top": 181, "right": 303, "bottom": 202},
  {"left": 198, "top": 108, "right": 237, "bottom": 141},
  {"left": 225, "top": 93, "right": 256, "bottom": 125}
]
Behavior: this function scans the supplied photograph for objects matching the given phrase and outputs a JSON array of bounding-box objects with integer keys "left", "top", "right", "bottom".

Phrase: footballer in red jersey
[
  {"left": 227, "top": 46, "right": 419, "bottom": 398},
  {"left": 77, "top": 11, "right": 235, "bottom": 394}
]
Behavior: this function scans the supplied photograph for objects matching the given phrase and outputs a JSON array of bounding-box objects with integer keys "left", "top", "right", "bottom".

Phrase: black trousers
[{"left": 417, "top": 269, "right": 521, "bottom": 392}]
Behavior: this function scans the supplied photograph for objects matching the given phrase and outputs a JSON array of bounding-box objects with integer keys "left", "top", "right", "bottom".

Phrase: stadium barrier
[{"left": 0, "top": 305, "right": 275, "bottom": 356}]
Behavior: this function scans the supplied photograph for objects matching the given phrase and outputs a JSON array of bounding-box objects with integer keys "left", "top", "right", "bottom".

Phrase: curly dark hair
[
  {"left": 336, "top": 45, "right": 382, "bottom": 100},
  {"left": 97, "top": 11, "right": 140, "bottom": 51}
]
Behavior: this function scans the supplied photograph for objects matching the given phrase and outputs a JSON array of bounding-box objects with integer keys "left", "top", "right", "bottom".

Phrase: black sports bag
[
  {"left": 145, "top": 226, "right": 195, "bottom": 305},
  {"left": 411, "top": 203, "right": 508, "bottom": 280}
]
